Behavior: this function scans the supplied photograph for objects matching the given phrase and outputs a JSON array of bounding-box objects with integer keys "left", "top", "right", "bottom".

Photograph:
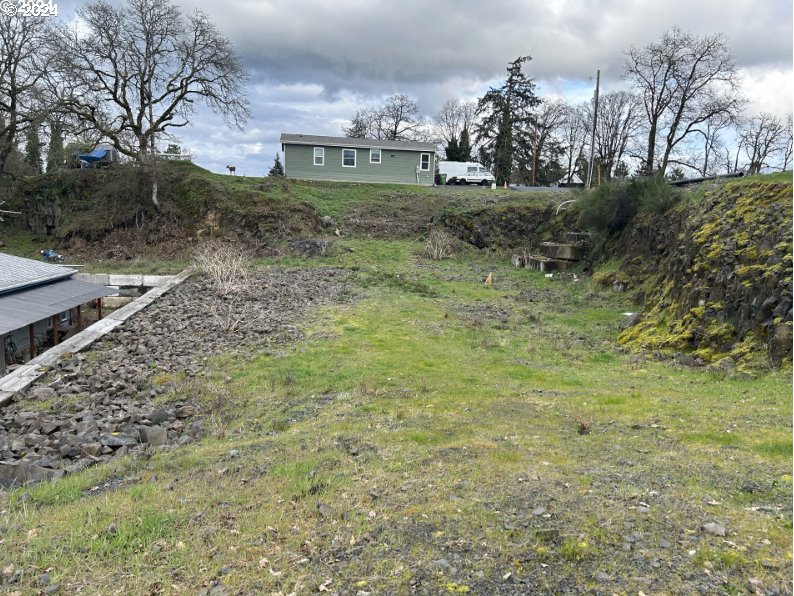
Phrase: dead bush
[
  {"left": 193, "top": 242, "right": 252, "bottom": 296},
  {"left": 425, "top": 228, "right": 456, "bottom": 260},
  {"left": 193, "top": 242, "right": 264, "bottom": 331}
]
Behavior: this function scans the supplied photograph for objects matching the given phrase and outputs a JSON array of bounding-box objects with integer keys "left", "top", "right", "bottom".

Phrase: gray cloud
[{"left": 51, "top": 0, "right": 793, "bottom": 174}]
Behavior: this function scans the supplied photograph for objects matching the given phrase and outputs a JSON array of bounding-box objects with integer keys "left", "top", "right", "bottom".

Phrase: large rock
[
  {"left": 31, "top": 387, "right": 56, "bottom": 401},
  {"left": 138, "top": 426, "right": 168, "bottom": 447},
  {"left": 99, "top": 433, "right": 138, "bottom": 448},
  {"left": 769, "top": 323, "right": 793, "bottom": 367},
  {"left": 0, "top": 462, "right": 63, "bottom": 488}
]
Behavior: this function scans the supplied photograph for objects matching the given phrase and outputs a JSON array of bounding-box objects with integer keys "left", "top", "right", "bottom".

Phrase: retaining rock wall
[{"left": 612, "top": 179, "right": 792, "bottom": 368}]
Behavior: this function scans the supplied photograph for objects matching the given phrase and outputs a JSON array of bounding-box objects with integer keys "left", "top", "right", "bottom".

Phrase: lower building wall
[
  {"left": 284, "top": 144, "right": 435, "bottom": 185},
  {"left": 3, "top": 310, "right": 74, "bottom": 364}
]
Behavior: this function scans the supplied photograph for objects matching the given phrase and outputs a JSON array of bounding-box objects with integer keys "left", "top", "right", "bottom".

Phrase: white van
[{"left": 438, "top": 161, "right": 495, "bottom": 186}]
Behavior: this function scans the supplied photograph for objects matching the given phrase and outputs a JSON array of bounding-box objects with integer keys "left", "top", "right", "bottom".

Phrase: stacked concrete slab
[{"left": 513, "top": 233, "right": 590, "bottom": 272}]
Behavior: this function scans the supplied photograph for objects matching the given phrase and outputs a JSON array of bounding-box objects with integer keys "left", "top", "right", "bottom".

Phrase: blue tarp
[{"left": 76, "top": 148, "right": 110, "bottom": 162}]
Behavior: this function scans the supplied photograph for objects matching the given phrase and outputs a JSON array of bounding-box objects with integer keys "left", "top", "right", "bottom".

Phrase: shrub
[
  {"left": 575, "top": 179, "right": 637, "bottom": 234},
  {"left": 633, "top": 173, "right": 683, "bottom": 214},
  {"left": 425, "top": 228, "right": 456, "bottom": 260},
  {"left": 576, "top": 174, "right": 683, "bottom": 234},
  {"left": 192, "top": 242, "right": 251, "bottom": 295}
]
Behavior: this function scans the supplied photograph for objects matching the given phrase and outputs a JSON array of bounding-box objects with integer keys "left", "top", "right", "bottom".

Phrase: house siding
[
  {"left": 284, "top": 143, "right": 435, "bottom": 185},
  {"left": 5, "top": 318, "right": 54, "bottom": 362}
]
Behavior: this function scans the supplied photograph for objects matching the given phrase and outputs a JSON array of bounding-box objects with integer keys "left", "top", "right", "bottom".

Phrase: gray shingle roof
[
  {"left": 0, "top": 253, "right": 75, "bottom": 295},
  {"left": 0, "top": 278, "right": 115, "bottom": 335},
  {"left": 280, "top": 133, "right": 438, "bottom": 152}
]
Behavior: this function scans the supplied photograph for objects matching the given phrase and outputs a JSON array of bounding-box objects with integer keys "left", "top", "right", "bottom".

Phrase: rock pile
[{"left": 0, "top": 267, "right": 351, "bottom": 488}]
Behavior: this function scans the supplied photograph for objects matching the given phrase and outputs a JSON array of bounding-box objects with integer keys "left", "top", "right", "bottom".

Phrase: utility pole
[{"left": 586, "top": 69, "right": 600, "bottom": 189}]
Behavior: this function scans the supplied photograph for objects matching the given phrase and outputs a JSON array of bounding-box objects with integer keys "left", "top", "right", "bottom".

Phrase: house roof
[
  {"left": 0, "top": 253, "right": 75, "bottom": 296},
  {"left": 280, "top": 133, "right": 437, "bottom": 152},
  {"left": 558, "top": 174, "right": 584, "bottom": 185},
  {"left": 0, "top": 278, "right": 115, "bottom": 335}
]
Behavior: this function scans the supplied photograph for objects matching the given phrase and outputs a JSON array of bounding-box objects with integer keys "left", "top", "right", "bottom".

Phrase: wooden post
[
  {"left": 29, "top": 324, "right": 35, "bottom": 359},
  {"left": 0, "top": 334, "right": 6, "bottom": 377},
  {"left": 76, "top": 305, "right": 82, "bottom": 331},
  {"left": 52, "top": 315, "right": 60, "bottom": 345},
  {"left": 97, "top": 298, "right": 103, "bottom": 320}
]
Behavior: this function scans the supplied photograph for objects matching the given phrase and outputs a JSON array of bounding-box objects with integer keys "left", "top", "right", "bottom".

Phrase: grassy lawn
[{"left": 1, "top": 239, "right": 791, "bottom": 594}]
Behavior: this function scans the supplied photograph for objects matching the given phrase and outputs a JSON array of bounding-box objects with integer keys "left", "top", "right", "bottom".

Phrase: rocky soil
[{"left": 0, "top": 267, "right": 352, "bottom": 489}]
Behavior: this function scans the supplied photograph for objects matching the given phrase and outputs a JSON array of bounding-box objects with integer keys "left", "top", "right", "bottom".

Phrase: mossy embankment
[{"left": 595, "top": 174, "right": 793, "bottom": 369}]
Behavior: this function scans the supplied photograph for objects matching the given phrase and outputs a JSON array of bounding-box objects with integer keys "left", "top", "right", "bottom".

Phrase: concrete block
[
  {"left": 74, "top": 273, "right": 110, "bottom": 285},
  {"left": 108, "top": 274, "right": 144, "bottom": 287},
  {"left": 539, "top": 242, "right": 582, "bottom": 261},
  {"left": 102, "top": 297, "right": 134, "bottom": 308}
]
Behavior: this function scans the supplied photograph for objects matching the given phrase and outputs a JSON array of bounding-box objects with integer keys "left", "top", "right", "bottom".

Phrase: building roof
[
  {"left": 558, "top": 174, "right": 584, "bottom": 185},
  {"left": 280, "top": 133, "right": 438, "bottom": 152},
  {"left": 0, "top": 278, "right": 115, "bottom": 335},
  {"left": 0, "top": 253, "right": 75, "bottom": 296}
]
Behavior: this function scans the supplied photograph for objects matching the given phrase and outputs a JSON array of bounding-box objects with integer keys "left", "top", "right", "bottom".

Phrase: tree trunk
[
  {"left": 645, "top": 121, "right": 658, "bottom": 174},
  {"left": 151, "top": 178, "right": 160, "bottom": 210}
]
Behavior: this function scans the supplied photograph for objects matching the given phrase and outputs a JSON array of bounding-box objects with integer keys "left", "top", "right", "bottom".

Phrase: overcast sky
[{"left": 55, "top": 0, "right": 792, "bottom": 176}]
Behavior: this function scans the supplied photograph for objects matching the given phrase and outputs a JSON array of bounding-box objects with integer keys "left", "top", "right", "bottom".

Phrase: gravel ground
[{"left": 0, "top": 267, "right": 352, "bottom": 488}]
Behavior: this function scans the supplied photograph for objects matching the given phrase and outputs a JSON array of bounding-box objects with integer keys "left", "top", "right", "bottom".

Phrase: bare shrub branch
[
  {"left": 192, "top": 242, "right": 252, "bottom": 296},
  {"left": 425, "top": 229, "right": 456, "bottom": 260}
]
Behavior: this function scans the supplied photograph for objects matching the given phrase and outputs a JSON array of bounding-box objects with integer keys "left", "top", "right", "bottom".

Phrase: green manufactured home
[{"left": 280, "top": 134, "right": 437, "bottom": 185}]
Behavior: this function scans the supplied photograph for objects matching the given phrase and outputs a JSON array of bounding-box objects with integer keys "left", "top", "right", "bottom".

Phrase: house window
[
  {"left": 370, "top": 148, "right": 381, "bottom": 164},
  {"left": 420, "top": 153, "right": 431, "bottom": 171},
  {"left": 313, "top": 147, "right": 324, "bottom": 166},
  {"left": 343, "top": 148, "right": 356, "bottom": 167}
]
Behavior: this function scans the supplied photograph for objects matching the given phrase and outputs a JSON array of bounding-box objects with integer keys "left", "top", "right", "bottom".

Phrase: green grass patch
[{"left": 0, "top": 239, "right": 789, "bottom": 594}]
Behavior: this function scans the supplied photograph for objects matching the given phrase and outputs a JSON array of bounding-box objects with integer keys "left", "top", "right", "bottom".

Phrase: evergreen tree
[
  {"left": 492, "top": 107, "right": 513, "bottom": 185},
  {"left": 458, "top": 128, "right": 472, "bottom": 162},
  {"left": 444, "top": 136, "right": 460, "bottom": 161},
  {"left": 25, "top": 123, "right": 43, "bottom": 174},
  {"left": 46, "top": 120, "right": 65, "bottom": 172},
  {"left": 268, "top": 153, "right": 284, "bottom": 177},
  {"left": 475, "top": 56, "right": 540, "bottom": 185}
]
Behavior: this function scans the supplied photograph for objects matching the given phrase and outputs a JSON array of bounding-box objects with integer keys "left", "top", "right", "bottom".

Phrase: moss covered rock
[{"left": 614, "top": 176, "right": 792, "bottom": 369}]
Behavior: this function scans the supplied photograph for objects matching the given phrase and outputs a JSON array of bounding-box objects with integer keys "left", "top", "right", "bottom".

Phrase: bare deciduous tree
[
  {"left": 559, "top": 103, "right": 589, "bottom": 184},
  {"left": 0, "top": 15, "right": 51, "bottom": 178},
  {"left": 587, "top": 91, "right": 643, "bottom": 180},
  {"left": 433, "top": 98, "right": 477, "bottom": 145},
  {"left": 674, "top": 112, "right": 735, "bottom": 176},
  {"left": 781, "top": 114, "right": 792, "bottom": 172},
  {"left": 737, "top": 112, "right": 788, "bottom": 174},
  {"left": 52, "top": 0, "right": 250, "bottom": 196},
  {"left": 344, "top": 106, "right": 381, "bottom": 139},
  {"left": 532, "top": 99, "right": 567, "bottom": 183},
  {"left": 624, "top": 27, "right": 743, "bottom": 175},
  {"left": 344, "top": 94, "right": 429, "bottom": 141}
]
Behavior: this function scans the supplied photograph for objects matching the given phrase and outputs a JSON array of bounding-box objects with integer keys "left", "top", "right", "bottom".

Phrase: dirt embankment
[
  {"left": 607, "top": 179, "right": 792, "bottom": 368},
  {"left": 7, "top": 162, "right": 577, "bottom": 260},
  {"left": 6, "top": 163, "right": 322, "bottom": 260},
  {"left": 440, "top": 203, "right": 578, "bottom": 249}
]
